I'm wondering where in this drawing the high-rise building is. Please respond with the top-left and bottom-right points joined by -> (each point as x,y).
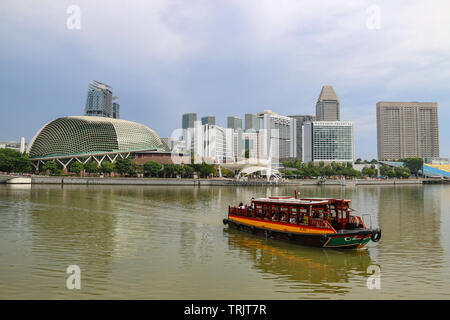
303,121 -> 354,163
288,114 -> 316,160
227,116 -> 243,131
316,86 -> 340,121
182,113 -> 197,129
84,80 -> 114,118
112,96 -> 120,119
201,116 -> 216,126
257,110 -> 297,167
245,114 -> 260,131
376,102 -> 439,161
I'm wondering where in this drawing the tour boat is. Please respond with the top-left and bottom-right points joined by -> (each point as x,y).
223,191 -> 381,249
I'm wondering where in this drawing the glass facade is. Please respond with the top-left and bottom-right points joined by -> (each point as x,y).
303,121 -> 353,162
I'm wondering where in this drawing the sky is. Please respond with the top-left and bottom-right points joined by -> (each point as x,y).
1,0 -> 450,160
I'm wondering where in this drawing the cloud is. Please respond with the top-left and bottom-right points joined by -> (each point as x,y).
1,0 -> 449,158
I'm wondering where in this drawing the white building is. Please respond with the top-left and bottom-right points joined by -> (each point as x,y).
257,110 -> 297,167
179,121 -> 234,164
303,121 -> 354,163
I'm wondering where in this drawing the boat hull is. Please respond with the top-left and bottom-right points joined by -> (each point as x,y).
224,216 -> 373,249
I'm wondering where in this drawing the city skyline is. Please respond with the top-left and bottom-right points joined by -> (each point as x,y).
1,1 -> 450,160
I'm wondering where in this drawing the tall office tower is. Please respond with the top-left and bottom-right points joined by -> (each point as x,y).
376,102 -> 439,161
84,80 -> 114,118
257,110 -> 297,167
288,114 -> 316,160
201,116 -> 216,126
227,116 -> 243,131
201,124 -> 234,164
245,113 -> 260,131
303,121 -> 354,163
316,86 -> 340,121
112,96 -> 120,119
182,113 -> 197,129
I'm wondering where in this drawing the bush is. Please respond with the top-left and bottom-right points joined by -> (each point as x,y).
0,149 -> 31,173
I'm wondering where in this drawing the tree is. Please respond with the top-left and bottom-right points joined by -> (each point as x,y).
100,161 -> 115,175
84,160 -> 98,174
114,158 -> 134,175
163,164 -> 176,178
361,166 -> 377,178
394,166 -> 410,178
175,164 -> 186,177
41,161 -> 61,175
355,158 -> 362,164
0,149 -> 31,173
401,158 -> 423,177
70,161 -> 84,175
380,164 -> 395,178
143,161 -> 162,177
199,162 -> 215,178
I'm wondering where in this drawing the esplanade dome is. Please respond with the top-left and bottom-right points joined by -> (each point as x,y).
28,116 -> 166,159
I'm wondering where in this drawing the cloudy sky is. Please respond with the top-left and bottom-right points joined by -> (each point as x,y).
1,0 -> 450,159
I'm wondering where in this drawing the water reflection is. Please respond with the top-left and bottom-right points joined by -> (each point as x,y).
1,184 -> 450,299
225,228 -> 372,297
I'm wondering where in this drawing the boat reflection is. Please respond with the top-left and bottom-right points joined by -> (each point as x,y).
225,227 -> 373,296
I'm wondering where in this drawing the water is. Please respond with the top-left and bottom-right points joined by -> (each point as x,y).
0,184 -> 449,299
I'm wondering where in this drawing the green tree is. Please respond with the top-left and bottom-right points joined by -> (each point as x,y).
84,160 -> 98,174
101,161 -> 115,175
114,158 -> 134,175
70,161 -> 84,175
175,164 -> 186,177
199,162 -> 215,178
41,161 -> 61,175
163,164 -> 177,178
0,149 -> 31,173
183,164 -> 195,178
143,161 -> 162,177
401,158 -> 423,177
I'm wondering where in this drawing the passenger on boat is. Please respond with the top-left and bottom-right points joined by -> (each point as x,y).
238,202 -> 244,209
281,214 -> 286,222
289,215 -> 296,224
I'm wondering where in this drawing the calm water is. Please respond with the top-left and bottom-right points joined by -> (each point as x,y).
0,184 -> 449,299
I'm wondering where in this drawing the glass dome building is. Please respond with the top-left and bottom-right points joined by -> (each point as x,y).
28,116 -> 167,161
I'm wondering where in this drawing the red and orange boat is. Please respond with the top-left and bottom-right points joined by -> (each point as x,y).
223,191 -> 381,249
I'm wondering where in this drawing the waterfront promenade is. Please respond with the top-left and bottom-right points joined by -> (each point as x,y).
0,175 -> 435,186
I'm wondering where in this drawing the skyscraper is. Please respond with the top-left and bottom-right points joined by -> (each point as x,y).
201,116 -> 216,126
257,110 -> 297,167
316,86 -> 340,121
288,114 -> 316,160
112,96 -> 120,119
303,121 -> 354,163
245,114 -> 260,131
376,102 -> 439,160
227,116 -> 243,131
84,80 -> 114,118
182,113 -> 197,129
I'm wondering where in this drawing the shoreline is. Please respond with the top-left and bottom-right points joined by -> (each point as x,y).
1,175 -> 440,186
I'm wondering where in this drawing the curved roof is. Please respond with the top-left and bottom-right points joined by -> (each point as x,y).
28,116 -> 166,159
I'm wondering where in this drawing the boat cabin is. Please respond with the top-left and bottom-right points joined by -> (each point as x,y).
229,196 -> 363,230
